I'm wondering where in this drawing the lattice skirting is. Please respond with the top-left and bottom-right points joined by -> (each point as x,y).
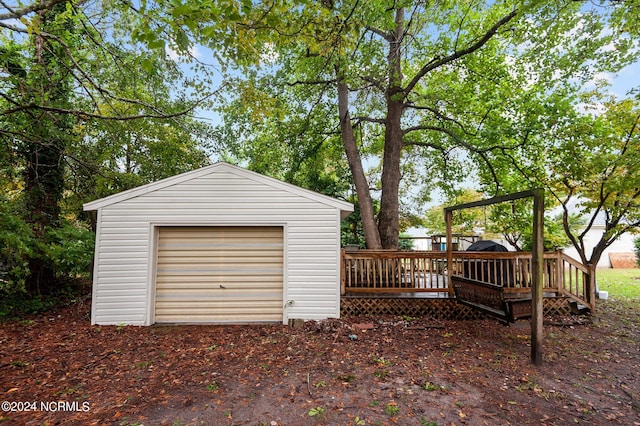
340,296 -> 572,320
543,296 -> 572,316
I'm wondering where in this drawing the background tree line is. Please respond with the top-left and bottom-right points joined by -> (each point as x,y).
1,0 -> 638,314
0,0 -> 217,312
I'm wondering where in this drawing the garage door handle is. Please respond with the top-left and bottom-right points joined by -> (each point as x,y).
219,284 -> 226,289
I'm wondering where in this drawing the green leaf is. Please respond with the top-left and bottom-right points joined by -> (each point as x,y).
147,38 -> 166,50
140,58 -> 153,73
172,5 -> 194,16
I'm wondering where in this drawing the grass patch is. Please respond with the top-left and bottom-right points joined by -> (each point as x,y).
308,406 -> 325,417
595,268 -> 640,299
384,402 -> 399,416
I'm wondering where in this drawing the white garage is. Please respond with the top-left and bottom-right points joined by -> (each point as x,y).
84,162 -> 353,325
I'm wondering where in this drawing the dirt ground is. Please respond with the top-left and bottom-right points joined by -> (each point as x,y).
1,297 -> 639,426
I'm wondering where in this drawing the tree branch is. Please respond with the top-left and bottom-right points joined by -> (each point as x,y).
366,25 -> 391,41
2,18 -> 221,123
286,79 -> 335,86
353,116 -> 385,126
404,8 -> 519,96
1,98 -> 208,121
403,124 -> 503,192
0,0 -> 76,21
403,123 -> 522,155
361,75 -> 386,92
403,103 -> 469,135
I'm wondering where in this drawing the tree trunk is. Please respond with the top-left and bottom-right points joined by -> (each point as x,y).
23,126 -> 66,293
378,96 -> 403,249
337,71 -> 382,249
378,8 -> 405,249
22,2 -> 74,294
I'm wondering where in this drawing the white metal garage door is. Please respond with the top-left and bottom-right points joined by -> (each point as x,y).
155,226 -> 283,323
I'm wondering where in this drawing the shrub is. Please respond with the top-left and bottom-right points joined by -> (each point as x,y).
42,221 -> 95,280
1,196 -> 94,319
399,233 -> 414,250
634,236 -> 640,268
0,197 -> 35,294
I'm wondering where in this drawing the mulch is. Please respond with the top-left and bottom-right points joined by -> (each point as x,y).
1,298 -> 639,425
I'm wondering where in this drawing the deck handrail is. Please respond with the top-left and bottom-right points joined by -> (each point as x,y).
558,253 -> 595,311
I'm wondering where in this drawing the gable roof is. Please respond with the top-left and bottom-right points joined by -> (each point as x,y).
83,162 -> 354,218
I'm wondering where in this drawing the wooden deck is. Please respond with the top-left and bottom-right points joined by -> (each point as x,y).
340,249 -> 594,320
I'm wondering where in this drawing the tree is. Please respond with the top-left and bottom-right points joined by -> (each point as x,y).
478,94 -> 640,266
67,51 -> 213,215
543,97 -> 640,266
216,1 -> 522,249
1,0 -> 216,295
423,189 -> 487,236
423,189 -> 587,252
200,0 -> 634,250
6,1 -> 78,293
489,203 -> 585,252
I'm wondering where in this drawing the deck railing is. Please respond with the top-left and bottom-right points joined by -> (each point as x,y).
341,249 -> 594,310
341,250 -> 451,295
557,252 -> 595,311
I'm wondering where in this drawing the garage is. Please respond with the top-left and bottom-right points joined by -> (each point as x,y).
155,226 -> 284,323
83,162 -> 353,325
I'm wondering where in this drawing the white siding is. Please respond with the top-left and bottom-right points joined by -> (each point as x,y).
87,164 -> 350,325
563,225 -> 637,268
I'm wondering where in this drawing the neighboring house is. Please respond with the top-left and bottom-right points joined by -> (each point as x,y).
562,225 -> 636,268
550,199 -> 637,268
84,162 -> 353,326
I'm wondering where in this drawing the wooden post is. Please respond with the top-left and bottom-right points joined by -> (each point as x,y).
555,250 -> 563,291
587,263 -> 596,312
531,189 -> 544,366
340,249 -> 346,296
444,189 -> 547,365
445,210 -> 455,297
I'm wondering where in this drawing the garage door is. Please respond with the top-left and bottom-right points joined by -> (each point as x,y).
155,226 -> 283,323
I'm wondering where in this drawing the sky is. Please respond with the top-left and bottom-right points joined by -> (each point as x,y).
608,61 -> 640,98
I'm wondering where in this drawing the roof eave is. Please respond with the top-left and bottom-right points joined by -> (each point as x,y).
83,162 -> 355,216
